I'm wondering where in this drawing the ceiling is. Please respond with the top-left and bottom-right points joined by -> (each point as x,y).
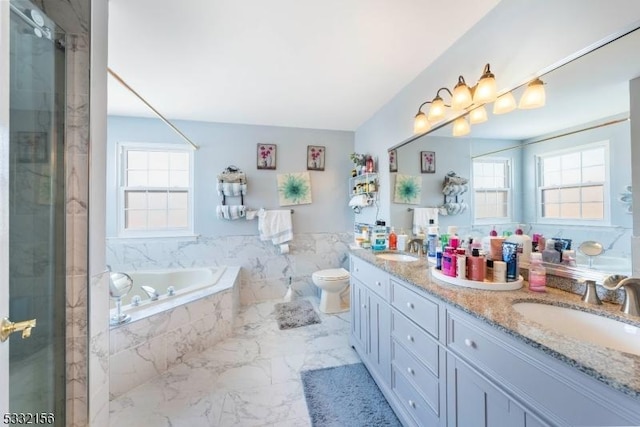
107,0 -> 501,131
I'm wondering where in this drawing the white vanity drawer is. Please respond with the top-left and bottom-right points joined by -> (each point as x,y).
390,279 -> 438,338
350,256 -> 389,300
392,338 -> 440,414
392,364 -> 439,427
391,309 -> 439,375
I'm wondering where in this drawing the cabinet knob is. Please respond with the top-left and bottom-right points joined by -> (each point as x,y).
408,399 -> 416,408
464,338 -> 475,348
376,281 -> 381,286
407,335 -> 414,342
407,302 -> 414,309
362,304 -> 367,309
407,367 -> 415,375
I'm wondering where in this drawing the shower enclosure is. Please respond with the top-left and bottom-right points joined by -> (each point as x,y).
1,0 -> 67,424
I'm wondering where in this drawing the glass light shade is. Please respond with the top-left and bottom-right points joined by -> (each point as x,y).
493,92 -> 517,115
469,105 -> 488,124
519,78 -> 546,109
452,78 -> 473,110
413,111 -> 431,134
452,116 -> 471,137
427,97 -> 446,122
473,75 -> 497,104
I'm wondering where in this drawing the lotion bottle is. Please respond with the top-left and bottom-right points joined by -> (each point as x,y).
388,227 -> 397,250
528,252 -> 547,292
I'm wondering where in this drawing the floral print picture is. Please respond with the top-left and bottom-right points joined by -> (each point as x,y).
257,144 -> 276,170
421,151 -> 435,173
307,145 -> 325,171
389,149 -> 398,172
394,174 -> 422,205
277,172 -> 312,206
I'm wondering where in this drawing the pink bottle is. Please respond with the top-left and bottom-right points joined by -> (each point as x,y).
528,252 -> 546,292
468,248 -> 486,281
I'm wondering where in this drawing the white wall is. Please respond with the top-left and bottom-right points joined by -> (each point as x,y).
106,116 -> 355,237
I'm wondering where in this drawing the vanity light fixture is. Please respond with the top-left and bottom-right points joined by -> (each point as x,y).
493,91 -> 517,115
473,63 -> 497,104
519,77 -> 546,109
469,105 -> 488,124
452,116 -> 471,137
452,76 -> 473,110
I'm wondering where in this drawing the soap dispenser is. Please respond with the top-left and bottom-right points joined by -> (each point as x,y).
541,239 -> 561,263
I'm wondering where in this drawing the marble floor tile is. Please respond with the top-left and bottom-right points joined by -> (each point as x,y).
109,297 -> 360,427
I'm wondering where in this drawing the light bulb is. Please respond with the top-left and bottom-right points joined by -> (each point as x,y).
427,97 -> 446,122
413,111 -> 431,134
493,92 -> 517,115
469,105 -> 488,124
473,64 -> 497,104
452,76 -> 473,111
452,116 -> 471,137
519,78 -> 546,109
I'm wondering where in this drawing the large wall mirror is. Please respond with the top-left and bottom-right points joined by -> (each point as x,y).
389,26 -> 640,280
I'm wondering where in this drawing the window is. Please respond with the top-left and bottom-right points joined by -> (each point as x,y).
472,158 -> 511,222
118,143 -> 194,237
537,142 -> 607,222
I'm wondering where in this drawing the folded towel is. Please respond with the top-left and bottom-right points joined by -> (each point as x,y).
217,205 -> 245,220
258,208 -> 293,245
412,207 -> 439,235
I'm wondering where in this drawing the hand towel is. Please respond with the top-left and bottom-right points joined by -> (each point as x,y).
258,209 -> 293,245
412,207 -> 439,235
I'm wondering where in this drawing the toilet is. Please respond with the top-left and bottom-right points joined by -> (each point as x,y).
312,268 -> 350,313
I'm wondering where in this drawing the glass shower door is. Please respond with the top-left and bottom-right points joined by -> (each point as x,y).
1,1 -> 67,424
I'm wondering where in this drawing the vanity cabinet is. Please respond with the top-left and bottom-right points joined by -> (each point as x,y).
349,254 -> 640,427
350,257 -> 391,387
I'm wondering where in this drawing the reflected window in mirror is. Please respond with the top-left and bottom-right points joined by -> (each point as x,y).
537,142 -> 608,223
472,158 -> 512,223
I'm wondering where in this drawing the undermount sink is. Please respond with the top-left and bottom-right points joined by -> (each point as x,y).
375,253 -> 419,262
512,302 -> 640,355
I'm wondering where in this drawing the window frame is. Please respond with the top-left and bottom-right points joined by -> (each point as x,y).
535,140 -> 610,226
116,142 -> 195,238
472,157 -> 513,225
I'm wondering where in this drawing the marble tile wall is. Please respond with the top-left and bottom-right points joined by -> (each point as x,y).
109,272 -> 238,398
107,232 -> 353,305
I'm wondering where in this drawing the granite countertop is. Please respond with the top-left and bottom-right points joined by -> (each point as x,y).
350,248 -> 640,400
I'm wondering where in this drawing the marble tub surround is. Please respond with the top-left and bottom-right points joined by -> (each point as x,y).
350,248 -> 640,399
109,297 -> 359,426
109,267 -> 240,399
107,232 -> 353,305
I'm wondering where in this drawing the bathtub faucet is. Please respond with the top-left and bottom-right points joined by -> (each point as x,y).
141,285 -> 159,301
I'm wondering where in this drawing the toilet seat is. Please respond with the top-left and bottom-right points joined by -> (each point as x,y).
312,268 -> 350,281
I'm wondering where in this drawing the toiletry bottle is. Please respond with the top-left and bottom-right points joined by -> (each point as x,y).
397,229 -> 408,252
388,227 -> 397,250
435,247 -> 443,270
562,249 -> 577,267
440,234 -> 450,252
442,247 -> 453,276
468,248 -> 486,281
528,252 -> 547,292
427,225 -> 439,258
485,259 -> 494,282
493,260 -> 507,282
502,241 -> 519,282
456,248 -> 467,279
506,225 -> 532,264
541,239 -> 561,263
373,221 -> 387,251
449,235 -> 460,250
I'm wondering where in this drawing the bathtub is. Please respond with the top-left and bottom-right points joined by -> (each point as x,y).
109,265 -> 240,398
110,265 -> 228,322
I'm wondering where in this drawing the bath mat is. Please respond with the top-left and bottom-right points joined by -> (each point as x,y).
274,299 -> 321,330
301,363 -> 402,427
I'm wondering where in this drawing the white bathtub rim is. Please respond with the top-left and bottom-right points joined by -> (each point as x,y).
109,265 -> 240,328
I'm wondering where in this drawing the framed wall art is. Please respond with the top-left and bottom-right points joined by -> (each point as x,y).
389,149 -> 398,172
421,151 -> 436,173
257,144 -> 277,170
307,145 -> 325,171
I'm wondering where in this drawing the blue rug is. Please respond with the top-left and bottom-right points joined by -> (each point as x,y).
301,363 -> 402,427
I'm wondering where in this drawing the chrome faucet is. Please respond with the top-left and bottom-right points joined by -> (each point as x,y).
407,239 -> 424,255
602,275 -> 640,317
141,285 -> 159,301
580,279 -> 602,306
